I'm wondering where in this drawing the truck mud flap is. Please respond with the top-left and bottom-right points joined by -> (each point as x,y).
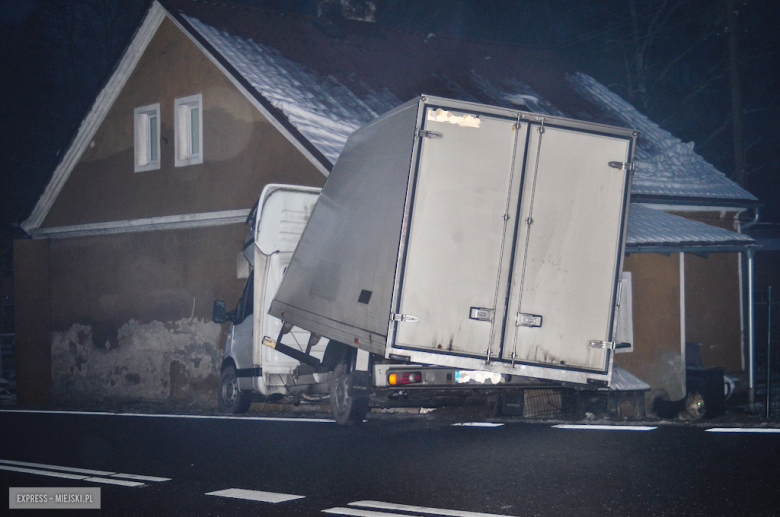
348,371 -> 371,398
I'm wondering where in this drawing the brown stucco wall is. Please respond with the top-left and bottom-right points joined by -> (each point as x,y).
668,211 -> 743,373
684,252 -> 743,372
48,225 -> 247,404
32,17 -> 327,405
616,252 -> 685,398
42,17 -> 325,228
13,239 -> 51,405
616,210 -> 746,399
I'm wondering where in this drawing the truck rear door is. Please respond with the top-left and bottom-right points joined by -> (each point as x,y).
391,106 -> 632,384
502,126 -> 631,374
393,108 -> 525,360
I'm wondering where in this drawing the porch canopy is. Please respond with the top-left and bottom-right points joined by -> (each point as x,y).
625,203 -> 756,254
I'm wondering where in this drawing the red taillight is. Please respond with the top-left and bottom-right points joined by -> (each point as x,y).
388,371 -> 422,385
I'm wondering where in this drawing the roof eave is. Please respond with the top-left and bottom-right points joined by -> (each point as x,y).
630,194 -> 760,210
625,243 -> 759,254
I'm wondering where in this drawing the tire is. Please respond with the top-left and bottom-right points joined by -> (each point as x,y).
218,364 -> 252,414
329,360 -> 369,425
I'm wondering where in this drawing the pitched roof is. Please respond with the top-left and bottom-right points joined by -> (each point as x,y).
23,0 -> 757,236
625,204 -> 754,253
165,0 -> 756,204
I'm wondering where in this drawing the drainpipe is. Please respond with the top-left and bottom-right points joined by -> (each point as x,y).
741,205 -> 761,231
747,247 -> 756,412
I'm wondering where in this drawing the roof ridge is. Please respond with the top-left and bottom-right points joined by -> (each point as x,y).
162,0 -> 304,19
163,0 -> 558,54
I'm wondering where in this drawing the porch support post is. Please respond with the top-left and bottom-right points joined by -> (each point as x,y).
746,248 -> 756,412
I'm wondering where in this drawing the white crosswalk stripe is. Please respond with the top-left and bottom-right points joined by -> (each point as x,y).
323,500 -> 518,517
206,488 -> 305,503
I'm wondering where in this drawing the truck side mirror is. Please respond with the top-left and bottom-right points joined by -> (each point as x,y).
213,300 -> 228,324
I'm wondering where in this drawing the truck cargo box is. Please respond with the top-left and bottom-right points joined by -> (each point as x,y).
270,96 -> 636,387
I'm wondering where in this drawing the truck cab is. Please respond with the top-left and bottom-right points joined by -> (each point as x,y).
213,185 -> 330,413
213,184 -> 539,422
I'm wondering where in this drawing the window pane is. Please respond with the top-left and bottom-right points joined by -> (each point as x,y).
190,107 -> 199,156
137,113 -> 149,166
149,116 -> 158,163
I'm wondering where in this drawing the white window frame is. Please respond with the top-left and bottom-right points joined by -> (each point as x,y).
174,94 -> 203,167
134,103 -> 161,172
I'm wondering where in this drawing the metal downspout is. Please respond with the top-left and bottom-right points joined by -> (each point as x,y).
747,248 -> 756,412
740,205 -> 761,231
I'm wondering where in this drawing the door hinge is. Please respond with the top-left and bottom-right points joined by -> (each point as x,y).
516,313 -> 543,328
608,161 -> 635,172
416,129 -> 443,139
588,340 -> 616,350
391,313 -> 419,323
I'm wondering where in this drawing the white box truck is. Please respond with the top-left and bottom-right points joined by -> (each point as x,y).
214,96 -> 637,424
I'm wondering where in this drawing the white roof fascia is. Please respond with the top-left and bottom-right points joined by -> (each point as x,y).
638,203 -> 746,215
21,2 -> 167,234
164,12 -> 331,178
28,209 -> 251,240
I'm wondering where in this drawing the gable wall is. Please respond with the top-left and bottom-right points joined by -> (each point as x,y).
28,16 -> 325,406
42,17 -> 324,229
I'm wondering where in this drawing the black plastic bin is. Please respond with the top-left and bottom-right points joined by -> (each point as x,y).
686,367 -> 725,418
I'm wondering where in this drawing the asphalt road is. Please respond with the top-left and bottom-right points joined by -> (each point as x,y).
1,409 -> 779,517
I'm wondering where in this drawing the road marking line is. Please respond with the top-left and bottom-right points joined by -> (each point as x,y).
0,465 -> 90,481
83,476 -> 146,487
0,459 -> 170,483
452,423 -> 504,428
323,507 -> 403,517
206,488 -> 305,503
348,500 -> 519,517
553,424 -> 656,431
0,465 -> 145,487
0,409 -> 334,423
0,459 -> 114,476
109,473 -> 171,482
706,428 -> 780,434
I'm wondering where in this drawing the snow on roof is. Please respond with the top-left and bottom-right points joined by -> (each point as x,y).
178,3 -> 755,205
626,203 -> 754,250
567,73 -> 756,203
184,15 -> 399,164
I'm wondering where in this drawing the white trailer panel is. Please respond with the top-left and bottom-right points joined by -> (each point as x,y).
271,96 -> 636,387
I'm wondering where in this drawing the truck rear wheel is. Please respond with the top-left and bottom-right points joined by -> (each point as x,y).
219,364 -> 252,414
329,360 -> 369,425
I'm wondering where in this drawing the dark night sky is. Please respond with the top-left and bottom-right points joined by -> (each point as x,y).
0,0 -> 36,24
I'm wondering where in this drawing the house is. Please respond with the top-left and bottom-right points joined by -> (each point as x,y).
14,0 -> 758,408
